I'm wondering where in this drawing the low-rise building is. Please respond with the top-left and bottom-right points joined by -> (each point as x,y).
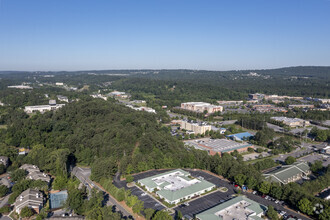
0,156 -> 9,167
288,104 -> 314,109
196,195 -> 267,220
248,93 -> 264,100
20,164 -> 50,183
24,100 -> 65,114
57,95 -> 69,103
55,82 -> 64,86
137,169 -> 215,205
15,189 -> 44,214
263,162 -> 310,184
252,105 -> 287,113
181,102 -> 223,114
109,91 -> 129,99
270,117 -> 310,127
313,143 -> 330,155
217,100 -> 243,105
185,139 -> 253,156
126,105 -> 156,113
27,171 -> 51,183
49,190 -> 68,209
8,85 -> 33,89
180,120 -> 211,135
90,94 -> 107,100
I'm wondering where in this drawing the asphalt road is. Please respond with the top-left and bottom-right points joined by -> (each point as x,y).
72,167 -> 133,219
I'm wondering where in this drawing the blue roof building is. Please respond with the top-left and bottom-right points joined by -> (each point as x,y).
226,132 -> 254,141
49,190 -> 68,209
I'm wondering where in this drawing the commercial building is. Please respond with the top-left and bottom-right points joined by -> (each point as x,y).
196,195 -> 267,220
270,117 -> 310,127
0,156 -> 9,167
15,189 -> 44,214
137,169 -> 215,205
248,93 -> 264,100
252,105 -> 287,113
8,85 -> 33,89
313,143 -> 330,155
217,100 -> 243,105
181,102 -> 223,114
180,120 -> 211,135
185,139 -> 253,156
263,162 -> 310,184
109,91 -> 129,99
55,82 -> 64,86
288,104 -> 314,109
24,100 -> 65,114
90,94 -> 107,100
57,95 -> 69,103
126,105 -> 156,113
226,132 -> 254,141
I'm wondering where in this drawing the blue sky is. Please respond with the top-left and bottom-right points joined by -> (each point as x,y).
0,0 -> 329,71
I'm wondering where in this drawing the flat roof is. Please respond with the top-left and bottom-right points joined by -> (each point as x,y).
196,195 -> 267,220
138,169 -> 215,202
186,139 -> 252,153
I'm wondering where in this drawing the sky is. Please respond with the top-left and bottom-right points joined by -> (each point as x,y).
0,0 -> 330,71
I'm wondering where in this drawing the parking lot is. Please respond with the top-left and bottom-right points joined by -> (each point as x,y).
128,186 -> 165,211
174,190 -> 233,218
298,154 -> 330,167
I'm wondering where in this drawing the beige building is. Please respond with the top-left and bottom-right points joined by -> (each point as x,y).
181,102 -> 223,114
180,120 -> 211,134
271,117 -> 310,127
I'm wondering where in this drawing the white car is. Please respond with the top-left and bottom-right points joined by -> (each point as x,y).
184,202 -> 190,206
141,193 -> 147,196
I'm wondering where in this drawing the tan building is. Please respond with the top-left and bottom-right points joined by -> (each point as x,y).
217,100 -> 243,105
271,117 -> 310,127
181,102 -> 223,114
180,120 -> 211,134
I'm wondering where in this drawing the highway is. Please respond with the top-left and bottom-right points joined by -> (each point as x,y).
72,167 -> 133,219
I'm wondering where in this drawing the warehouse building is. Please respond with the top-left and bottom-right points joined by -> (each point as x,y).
137,169 -> 215,205
196,195 -> 267,220
24,100 -> 65,114
185,138 -> 253,156
263,162 -> 310,184
181,102 -> 223,114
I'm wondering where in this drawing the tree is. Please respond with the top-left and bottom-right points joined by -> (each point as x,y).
245,177 -> 257,190
175,210 -> 183,220
66,188 -> 84,214
247,147 -> 254,153
53,176 -> 67,190
126,175 -> 134,183
144,208 -> 155,220
0,164 -> 5,175
152,210 -> 172,220
266,205 -> 279,220
285,156 -> 296,165
258,181 -> 271,195
11,169 -> 27,182
269,183 -> 282,199
234,174 -> 247,187
311,160 -> 323,173
298,198 -> 313,215
0,185 -> 9,197
20,206 -> 34,218
132,200 -> 144,214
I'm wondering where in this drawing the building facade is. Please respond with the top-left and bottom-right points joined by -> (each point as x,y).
181,102 -> 223,114
180,120 -> 211,134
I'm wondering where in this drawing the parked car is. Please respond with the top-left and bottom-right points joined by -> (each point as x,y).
265,196 -> 269,200
252,191 -> 257,194
141,193 -> 147,196
184,202 -> 190,206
